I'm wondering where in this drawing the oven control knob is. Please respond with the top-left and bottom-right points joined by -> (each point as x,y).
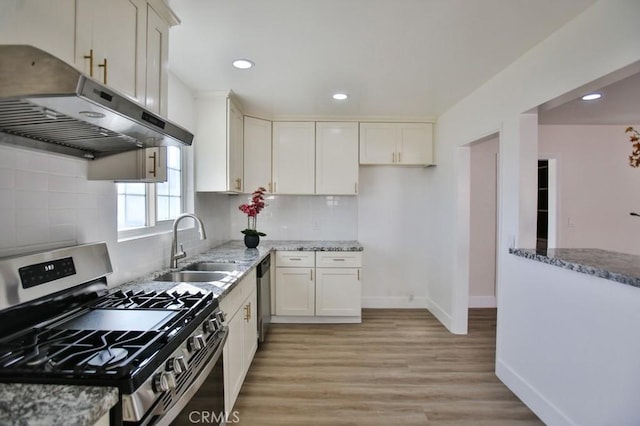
204,318 -> 219,334
215,311 -> 226,324
153,371 -> 176,393
189,334 -> 205,352
168,356 -> 188,374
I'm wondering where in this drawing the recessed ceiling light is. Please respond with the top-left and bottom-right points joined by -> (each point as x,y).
332,93 -> 348,101
581,93 -> 602,101
232,59 -> 254,69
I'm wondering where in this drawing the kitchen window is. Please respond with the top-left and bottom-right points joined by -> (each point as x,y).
117,146 -> 184,237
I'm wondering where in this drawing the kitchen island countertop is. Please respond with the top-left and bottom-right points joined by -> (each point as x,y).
510,248 -> 640,288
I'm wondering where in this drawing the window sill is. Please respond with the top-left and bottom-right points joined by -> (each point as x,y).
117,222 -> 194,243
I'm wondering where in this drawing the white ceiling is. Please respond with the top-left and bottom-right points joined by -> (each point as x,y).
167,0 -> 597,119
538,71 -> 640,125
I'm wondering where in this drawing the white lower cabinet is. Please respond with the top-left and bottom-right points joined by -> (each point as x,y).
315,268 -> 361,316
220,269 -> 257,413
274,251 -> 362,323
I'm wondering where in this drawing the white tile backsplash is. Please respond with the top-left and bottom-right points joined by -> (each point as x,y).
229,194 -> 358,240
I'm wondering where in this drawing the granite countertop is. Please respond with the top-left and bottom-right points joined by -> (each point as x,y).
510,248 -> 640,288
119,239 -> 364,297
0,384 -> 118,426
0,240 -> 362,425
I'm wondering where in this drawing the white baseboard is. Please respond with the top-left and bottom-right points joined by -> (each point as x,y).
361,296 -> 427,309
496,357 -> 574,426
469,295 -> 497,308
425,296 -> 455,331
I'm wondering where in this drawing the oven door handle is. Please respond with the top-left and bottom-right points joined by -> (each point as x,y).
153,327 -> 229,426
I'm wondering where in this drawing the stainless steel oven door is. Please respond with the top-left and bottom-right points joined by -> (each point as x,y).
153,328 -> 228,426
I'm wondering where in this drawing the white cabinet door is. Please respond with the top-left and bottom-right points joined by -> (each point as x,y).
228,100 -> 244,192
145,3 -> 169,115
243,117 -> 272,192
359,122 -> 433,166
243,287 -> 258,369
315,122 -> 359,195
76,0 -> 146,102
194,93 -> 244,193
0,0 -> 76,65
359,122 -> 396,165
275,267 -> 315,316
315,268 -> 361,316
223,306 -> 245,413
272,122 -> 315,194
398,123 -> 433,165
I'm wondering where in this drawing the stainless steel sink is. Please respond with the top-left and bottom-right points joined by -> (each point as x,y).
154,271 -> 233,283
183,262 -> 240,272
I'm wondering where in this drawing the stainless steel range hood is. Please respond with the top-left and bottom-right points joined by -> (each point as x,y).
0,45 -> 193,159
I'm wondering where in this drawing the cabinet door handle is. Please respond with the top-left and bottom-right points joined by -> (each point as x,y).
392,152 -> 396,163
148,151 -> 157,177
268,182 -> 272,192
273,181 -> 277,193
398,152 -> 401,163
310,269 -> 313,281
83,49 -> 94,77
358,269 -> 360,281
289,257 -> 302,261
235,177 -> 242,191
244,303 -> 251,321
98,57 -> 108,84
332,258 -> 345,262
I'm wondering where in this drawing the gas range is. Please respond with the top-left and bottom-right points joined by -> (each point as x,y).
0,243 -> 227,425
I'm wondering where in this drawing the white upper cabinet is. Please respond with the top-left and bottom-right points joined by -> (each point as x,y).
76,0 -> 146,102
315,122 -> 359,195
0,0 -> 77,65
244,116 -> 273,193
272,122 -> 315,194
145,3 -> 169,116
359,122 -> 433,166
194,92 -> 245,193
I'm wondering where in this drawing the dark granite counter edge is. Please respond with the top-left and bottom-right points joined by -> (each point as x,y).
509,248 -> 640,288
0,384 -> 118,426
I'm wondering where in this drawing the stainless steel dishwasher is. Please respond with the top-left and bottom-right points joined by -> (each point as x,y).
257,255 -> 271,342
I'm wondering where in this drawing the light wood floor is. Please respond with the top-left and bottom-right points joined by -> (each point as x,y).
230,309 -> 542,426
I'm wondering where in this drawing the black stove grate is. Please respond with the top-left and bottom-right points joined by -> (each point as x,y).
92,289 -> 211,311
0,328 -> 164,379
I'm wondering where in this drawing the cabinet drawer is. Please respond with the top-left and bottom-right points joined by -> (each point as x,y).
220,269 -> 257,317
315,251 -> 362,268
276,251 -> 315,268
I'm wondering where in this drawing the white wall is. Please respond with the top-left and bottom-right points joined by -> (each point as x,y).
539,124 -> 640,255
469,136 -> 498,307
431,0 -> 640,423
0,72 -> 231,286
358,166 -> 432,308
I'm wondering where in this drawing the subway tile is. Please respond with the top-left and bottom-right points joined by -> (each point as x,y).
0,146 -> 16,168
16,208 -> 49,228
15,170 -> 48,191
16,225 -> 50,247
48,155 -> 84,177
0,226 -> 16,250
48,192 -> 76,209
0,189 -> 15,209
16,191 -> 48,209
49,209 -> 77,226
50,224 -> 77,243
14,149 -> 49,172
0,169 -> 14,189
48,175 -> 77,193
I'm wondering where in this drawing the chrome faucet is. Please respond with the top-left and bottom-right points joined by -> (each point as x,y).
170,213 -> 207,268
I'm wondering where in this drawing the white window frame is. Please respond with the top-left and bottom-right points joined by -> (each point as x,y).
117,147 -> 186,241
